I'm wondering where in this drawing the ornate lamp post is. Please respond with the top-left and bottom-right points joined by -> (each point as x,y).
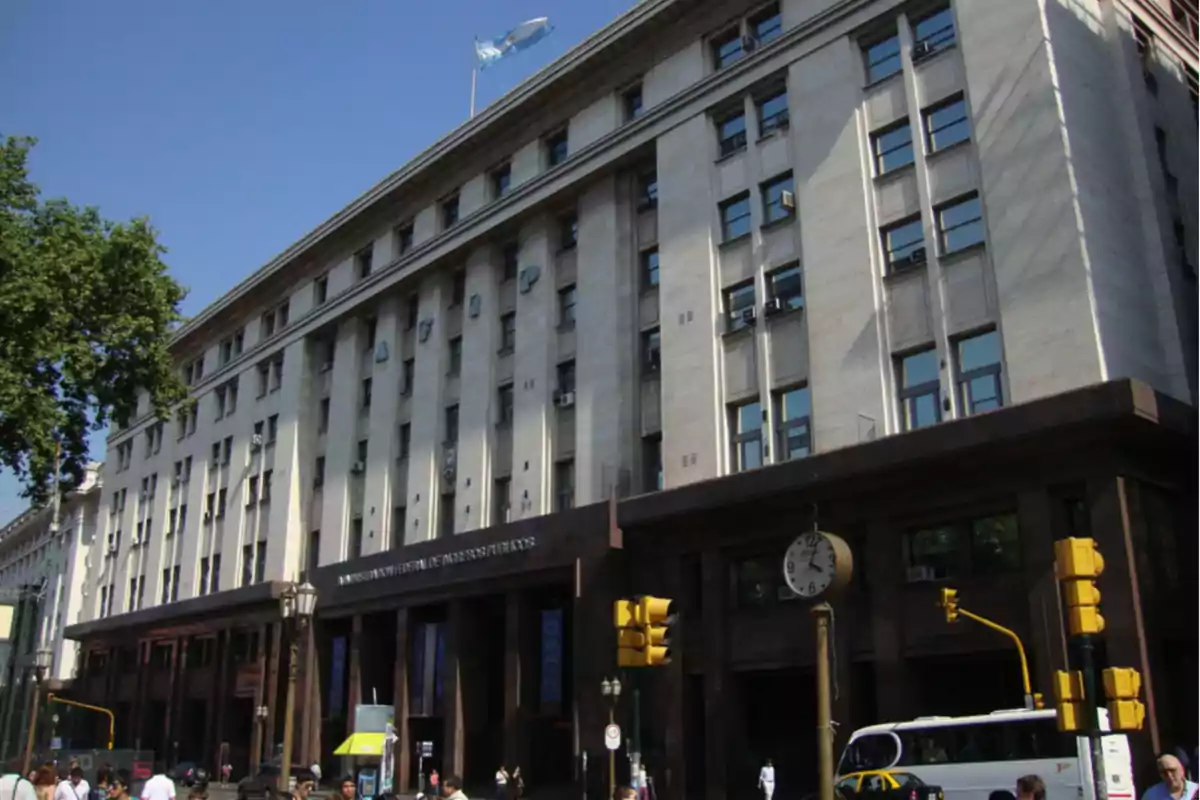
279,581 -> 317,791
600,676 -> 622,800
22,647 -> 53,773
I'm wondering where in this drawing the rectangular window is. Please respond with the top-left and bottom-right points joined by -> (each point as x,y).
750,3 -> 783,44
491,162 -> 512,198
641,248 -> 660,289
441,193 -> 460,229
924,95 -> 970,152
445,405 -> 459,443
448,337 -> 463,376
898,347 -> 941,431
254,541 -> 266,583
314,275 -> 329,305
720,194 -> 752,241
493,477 -> 511,525
936,194 -> 985,254
774,385 -> 811,460
558,285 -> 577,328
439,492 -> 456,538
364,317 -> 377,351
267,413 -> 278,443
501,241 -> 520,281
623,84 -> 644,121
406,293 -> 420,330
361,377 -> 373,411
882,216 -> 927,272
761,173 -> 795,224
314,456 -> 326,487
637,171 -> 658,210
395,222 -> 414,256
162,569 -> 172,603
730,399 -> 763,471
554,460 -> 575,512
500,312 -> 517,352
497,384 -> 514,426
241,544 -> 254,587
546,130 -> 569,167
306,530 -> 320,579
357,439 -> 369,463
905,512 -> 1021,579
217,487 -> 227,517
392,508 -> 406,549
913,6 -> 956,56
863,32 -> 901,83
318,398 -> 330,433
756,89 -> 789,136
450,269 -> 466,306
398,423 -> 411,460
642,328 -> 661,372
712,28 -> 743,69
199,557 -> 210,595
642,434 -> 663,492
355,245 -> 374,280
717,110 -> 747,157
402,359 -> 415,395
767,263 -> 803,311
871,120 -> 914,174
557,360 -> 576,394
559,214 -> 579,250
246,476 -> 259,506
350,518 -> 363,559
724,281 -> 757,333
955,329 -> 1004,415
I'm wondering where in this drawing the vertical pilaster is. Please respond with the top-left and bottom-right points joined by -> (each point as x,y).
393,609 -> 412,791
133,642 -> 150,749
443,600 -> 466,778
865,519 -> 910,719
208,630 -> 230,774
346,615 -> 363,740
249,624 -> 268,775
162,637 -> 184,761
503,591 -> 525,769
264,623 -> 283,764
657,555 -> 686,800
700,551 -> 728,800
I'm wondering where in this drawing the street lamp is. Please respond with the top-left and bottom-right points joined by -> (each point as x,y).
600,677 -> 622,800
279,581 -> 317,791
22,647 -> 53,774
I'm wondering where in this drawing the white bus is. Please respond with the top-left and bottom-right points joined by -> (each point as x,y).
836,709 -> 1135,800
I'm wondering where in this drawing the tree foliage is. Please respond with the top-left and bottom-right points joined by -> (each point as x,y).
0,134 -> 188,506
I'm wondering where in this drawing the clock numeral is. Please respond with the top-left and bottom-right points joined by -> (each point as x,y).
786,560 -> 795,574
808,581 -> 817,595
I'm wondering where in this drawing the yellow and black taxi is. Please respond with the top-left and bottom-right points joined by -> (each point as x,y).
835,770 -> 946,800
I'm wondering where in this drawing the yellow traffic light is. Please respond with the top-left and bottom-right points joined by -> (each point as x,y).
637,596 -> 675,667
1102,667 -> 1146,731
939,587 -> 959,623
1054,538 -> 1105,636
613,599 -> 637,628
615,599 -> 643,667
1052,670 -> 1086,732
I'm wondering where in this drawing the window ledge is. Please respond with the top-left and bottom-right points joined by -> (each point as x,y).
721,323 -> 756,340
764,304 -> 804,323
862,69 -> 903,93
939,242 -> 986,266
760,214 -> 796,233
715,146 -> 747,165
557,322 -> 576,334
872,162 -> 916,186
755,125 -> 789,144
497,347 -> 515,357
883,261 -> 928,282
927,138 -> 971,162
719,232 -> 752,250
912,42 -> 958,70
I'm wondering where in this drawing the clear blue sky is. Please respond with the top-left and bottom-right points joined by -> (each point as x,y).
0,0 -> 635,523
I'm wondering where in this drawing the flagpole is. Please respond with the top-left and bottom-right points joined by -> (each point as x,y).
470,66 -> 478,119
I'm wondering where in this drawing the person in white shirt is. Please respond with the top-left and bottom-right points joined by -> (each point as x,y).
1,758 -> 39,800
758,759 -> 776,800
139,763 -> 175,800
53,768 -> 76,800
68,767 -> 90,800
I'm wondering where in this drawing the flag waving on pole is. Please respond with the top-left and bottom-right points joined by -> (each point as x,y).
475,17 -> 554,70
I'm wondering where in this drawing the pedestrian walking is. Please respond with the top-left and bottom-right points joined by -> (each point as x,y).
1142,754 -> 1198,800
140,763 -> 177,800
494,766 -> 508,800
757,759 -> 775,800
33,765 -> 56,800
511,767 -> 523,799
441,775 -> 467,800
338,776 -> 358,800
429,770 -> 439,798
1,757 -> 38,800
108,771 -> 132,800
1015,775 -> 1044,800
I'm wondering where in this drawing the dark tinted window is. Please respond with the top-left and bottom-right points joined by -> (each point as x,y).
895,719 -> 1076,766
839,733 -> 900,773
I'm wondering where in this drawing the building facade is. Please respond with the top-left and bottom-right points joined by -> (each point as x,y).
0,463 -> 102,758
63,0 -> 1196,795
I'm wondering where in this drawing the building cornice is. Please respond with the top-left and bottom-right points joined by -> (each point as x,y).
169,0 -> 683,349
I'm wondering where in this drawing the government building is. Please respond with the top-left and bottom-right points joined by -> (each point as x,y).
47,0 -> 1198,797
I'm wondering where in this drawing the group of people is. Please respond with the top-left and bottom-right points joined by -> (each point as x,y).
0,760 -> 132,800
491,765 -> 524,800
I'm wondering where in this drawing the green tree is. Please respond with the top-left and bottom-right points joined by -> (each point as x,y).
0,134 -> 188,505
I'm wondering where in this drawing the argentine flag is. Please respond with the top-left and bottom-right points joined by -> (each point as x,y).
475,17 -> 554,70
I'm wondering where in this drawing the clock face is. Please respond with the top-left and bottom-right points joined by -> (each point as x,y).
784,532 -> 838,599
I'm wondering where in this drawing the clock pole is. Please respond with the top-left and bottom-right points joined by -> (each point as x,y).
813,601 -> 835,800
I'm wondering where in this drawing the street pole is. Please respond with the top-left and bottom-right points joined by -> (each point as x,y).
22,671 -> 43,774
813,602 -> 834,800
279,617 -> 303,792
608,705 -> 616,800
1079,636 -> 1108,800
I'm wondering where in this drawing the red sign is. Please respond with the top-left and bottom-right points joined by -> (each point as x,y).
131,763 -> 152,781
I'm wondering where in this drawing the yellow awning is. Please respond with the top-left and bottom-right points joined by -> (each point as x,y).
333,732 -> 386,756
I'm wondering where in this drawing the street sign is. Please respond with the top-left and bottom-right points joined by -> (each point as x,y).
419,740 -> 433,758
604,724 -> 621,751
50,737 -> 62,750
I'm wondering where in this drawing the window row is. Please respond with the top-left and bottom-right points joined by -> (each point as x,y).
715,84 -> 790,158
870,93 -> 971,177
897,328 -> 1004,431
882,192 -> 984,273
862,6 -> 957,85
728,385 -> 812,472
719,172 -> 796,242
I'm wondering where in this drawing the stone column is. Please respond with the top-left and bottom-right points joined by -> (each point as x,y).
344,614 -> 363,776
393,610 -> 412,792
249,624 -> 268,775
133,642 -> 150,749
443,601 -> 466,778
264,623 -> 283,764
207,630 -> 230,773
503,591 -> 525,769
700,550 -> 729,800
865,519 -> 910,719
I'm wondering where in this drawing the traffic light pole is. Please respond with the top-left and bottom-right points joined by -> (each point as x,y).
813,602 -> 835,800
1078,635 -> 1109,800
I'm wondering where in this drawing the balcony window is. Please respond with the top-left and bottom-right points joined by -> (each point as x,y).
897,347 -> 941,431
642,328 -> 661,372
500,313 -> 517,352
441,193 -> 460,229
863,32 -> 901,83
546,130 -> 569,167
554,460 -> 575,511
494,478 -> 512,525
730,399 -> 763,471
717,110 -> 748,157
501,241 -> 520,281
355,245 -> 374,280
712,28 -> 744,69
720,194 -> 752,241
724,281 -> 756,333
642,248 -> 660,290
767,264 -> 803,311
936,194 -> 985,254
557,360 -> 576,394
395,222 -> 414,256
642,434 -> 663,492
774,385 -> 811,460
558,285 -> 577,329
491,162 -> 512,198
623,84 -> 644,121
398,424 -> 411,460
750,4 -> 783,44
756,89 -> 789,136
448,337 -> 462,377
559,214 -> 578,250
497,384 -> 514,426
637,171 -> 658,210
761,173 -> 795,224
882,216 -> 926,273
913,6 -> 957,57
955,330 -> 1004,415
871,121 -> 914,174
924,95 -> 970,152
445,405 -> 459,443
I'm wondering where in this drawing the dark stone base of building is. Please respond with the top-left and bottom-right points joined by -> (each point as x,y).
62,380 -> 1196,800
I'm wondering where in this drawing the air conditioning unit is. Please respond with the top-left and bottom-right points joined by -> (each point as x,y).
763,297 -> 785,316
738,306 -> 757,328
350,461 -> 366,475
909,246 -> 928,265
251,433 -> 263,450
912,40 -> 931,60
780,189 -> 796,211
742,35 -> 758,52
555,390 -> 576,408
905,565 -> 937,583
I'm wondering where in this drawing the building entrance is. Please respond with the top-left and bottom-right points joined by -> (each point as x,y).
735,668 -> 817,800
